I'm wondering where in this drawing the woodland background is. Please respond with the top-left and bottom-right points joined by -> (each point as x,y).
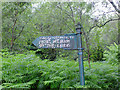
0,0 -> 119,89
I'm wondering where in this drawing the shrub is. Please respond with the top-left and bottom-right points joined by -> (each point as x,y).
2,51 -> 119,89
103,42 -> 118,65
35,48 -> 58,61
90,45 -> 104,62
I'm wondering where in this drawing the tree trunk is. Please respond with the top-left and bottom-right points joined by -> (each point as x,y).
10,16 -> 17,51
86,40 -> 91,68
82,27 -> 91,68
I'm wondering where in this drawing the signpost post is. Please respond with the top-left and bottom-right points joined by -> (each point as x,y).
32,22 -> 85,85
76,22 -> 85,85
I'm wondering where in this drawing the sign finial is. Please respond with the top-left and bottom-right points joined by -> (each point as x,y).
76,22 -> 82,34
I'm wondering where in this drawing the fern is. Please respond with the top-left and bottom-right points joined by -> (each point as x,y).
103,42 -> 119,65
2,50 -> 119,89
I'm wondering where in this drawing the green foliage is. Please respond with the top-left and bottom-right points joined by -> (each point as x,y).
2,2 -> 32,51
2,51 -> 119,89
2,2 -> 118,64
35,48 -> 58,61
1,2 -> 119,89
103,42 -> 119,65
90,45 -> 104,62
84,61 -> 118,88
2,51 -> 41,88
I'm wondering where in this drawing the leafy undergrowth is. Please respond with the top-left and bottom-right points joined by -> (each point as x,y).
1,51 -> 119,89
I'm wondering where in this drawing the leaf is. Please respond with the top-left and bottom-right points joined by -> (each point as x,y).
44,81 -> 54,86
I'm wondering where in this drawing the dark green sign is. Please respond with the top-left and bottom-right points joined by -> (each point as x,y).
32,33 -> 77,50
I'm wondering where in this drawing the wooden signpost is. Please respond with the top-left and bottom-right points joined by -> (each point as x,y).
32,22 -> 85,85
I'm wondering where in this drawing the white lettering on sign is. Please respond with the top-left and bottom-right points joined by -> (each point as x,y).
37,36 -> 75,48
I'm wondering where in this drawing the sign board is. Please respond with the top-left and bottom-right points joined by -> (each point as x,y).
32,33 -> 77,50
32,22 -> 85,85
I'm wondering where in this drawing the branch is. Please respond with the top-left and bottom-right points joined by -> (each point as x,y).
68,3 -> 76,25
88,18 -> 120,34
108,0 -> 120,13
56,4 -> 74,23
13,15 -> 33,41
97,18 -> 120,27
13,26 -> 25,42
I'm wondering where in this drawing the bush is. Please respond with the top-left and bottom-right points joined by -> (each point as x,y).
90,45 -> 104,62
2,51 -> 119,89
84,61 -> 118,88
35,48 -> 58,61
103,42 -> 119,65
